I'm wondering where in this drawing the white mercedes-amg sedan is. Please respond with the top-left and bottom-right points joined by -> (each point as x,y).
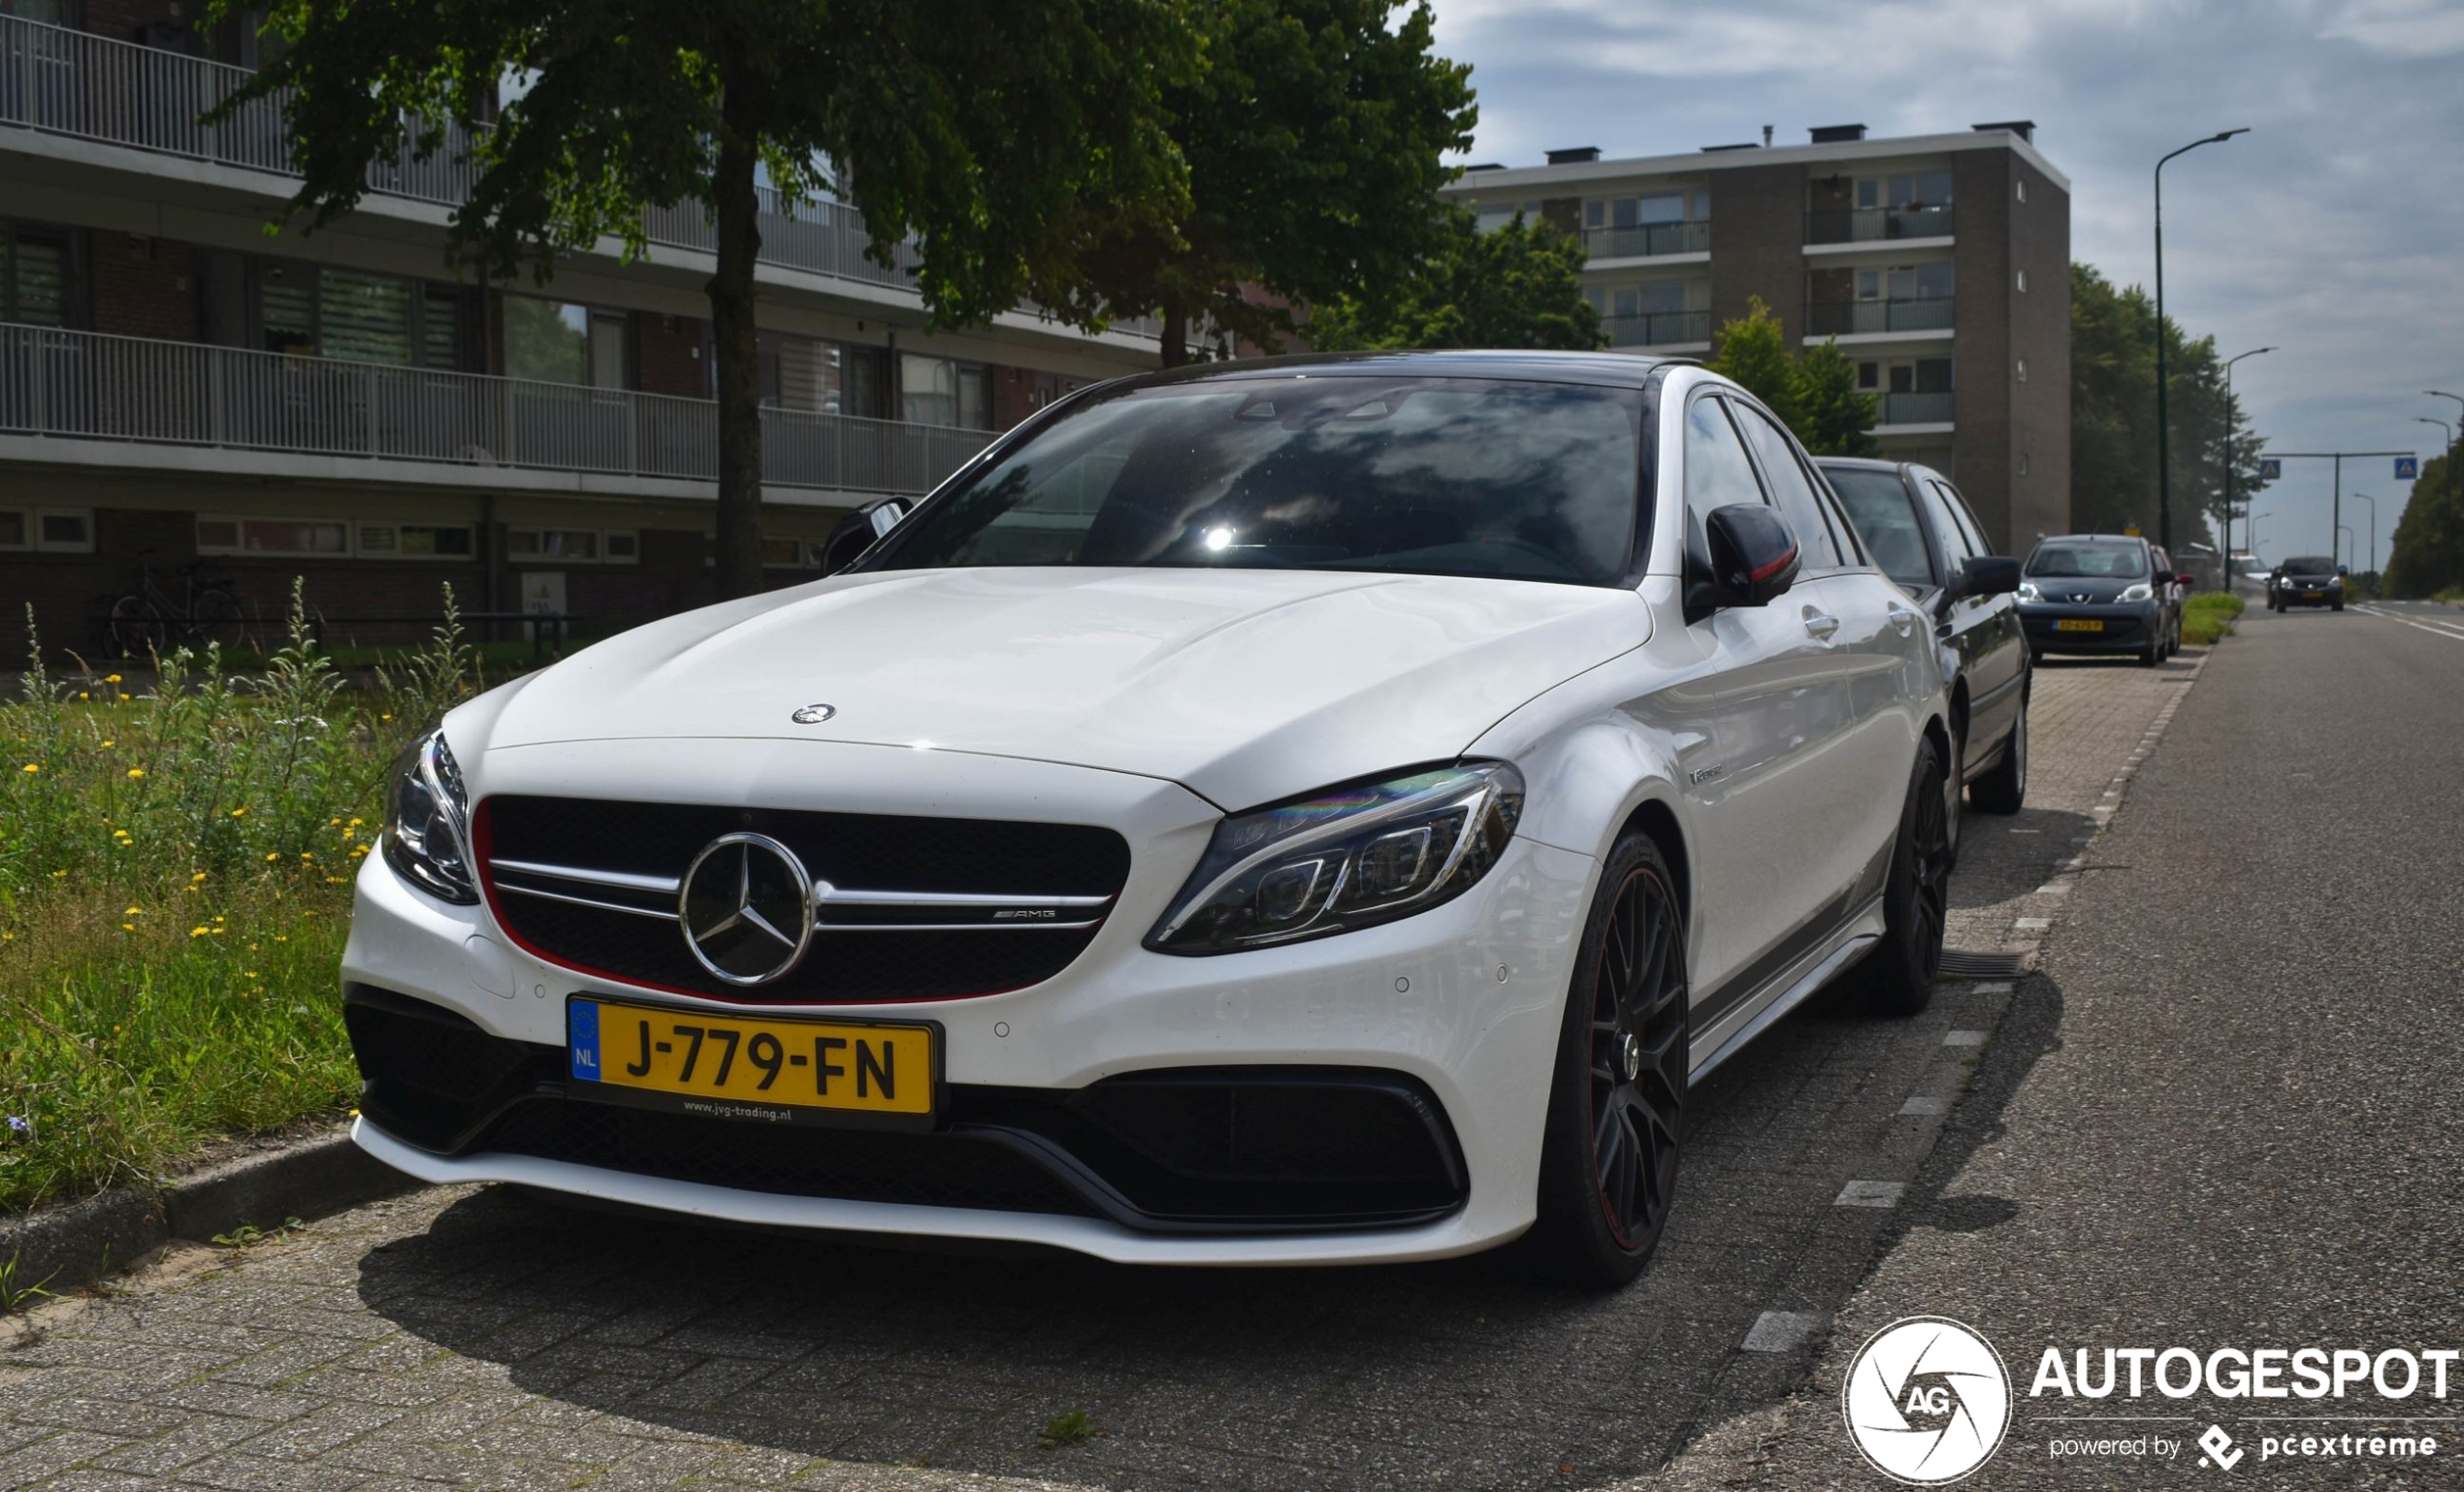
346,352 -> 1975,1286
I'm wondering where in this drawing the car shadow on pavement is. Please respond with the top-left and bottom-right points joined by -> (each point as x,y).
347,965 -> 2070,1491
1946,805 -> 2096,914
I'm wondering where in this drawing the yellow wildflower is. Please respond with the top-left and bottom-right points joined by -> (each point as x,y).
99,739 -> 113,749
191,872 -> 207,883
348,817 -> 364,827
18,763 -> 36,773
50,869 -> 66,878
77,691 -> 88,700
127,767 -> 146,780
265,853 -> 279,862
124,907 -> 140,916
191,927 -> 209,937
106,674 -> 121,684
229,806 -> 247,818
122,923 -> 135,931
274,935 -> 288,943
213,915 -> 225,923
300,852 -> 314,862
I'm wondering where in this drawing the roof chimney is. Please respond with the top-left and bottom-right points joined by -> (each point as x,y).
1809,123 -> 1867,145
1762,124 -> 1773,147
1972,119 -> 2036,142
1701,142 -> 1760,152
1545,146 -> 1602,165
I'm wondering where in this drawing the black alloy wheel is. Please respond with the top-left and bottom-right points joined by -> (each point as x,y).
1859,736 -> 1951,1016
1531,832 -> 1688,1287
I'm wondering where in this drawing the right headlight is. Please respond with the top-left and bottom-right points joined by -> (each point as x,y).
2279,576 -> 2296,589
2016,581 -> 2041,601
2118,582 -> 2155,602
383,727 -> 477,904
1147,762 -> 1523,955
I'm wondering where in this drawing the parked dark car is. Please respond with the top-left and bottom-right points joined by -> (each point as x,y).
1818,458 -> 2030,848
2016,534 -> 2174,667
2268,555 -> 2345,611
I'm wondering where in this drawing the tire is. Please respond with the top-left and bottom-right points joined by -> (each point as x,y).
191,589 -> 245,652
1969,695 -> 2027,815
2332,600 -> 2344,613
2139,637 -> 2160,666
105,596 -> 161,661
1529,832 -> 1688,1288
1857,736 -> 1951,1016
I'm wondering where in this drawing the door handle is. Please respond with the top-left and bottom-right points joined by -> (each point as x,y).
1888,606 -> 1919,636
1802,609 -> 1840,641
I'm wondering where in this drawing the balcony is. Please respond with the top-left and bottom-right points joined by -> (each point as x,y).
1804,205 -> 1954,245
1874,391 -> 1954,426
1805,297 -> 1956,338
0,323 -> 992,495
0,15 -> 1165,341
1601,309 -> 1709,348
1581,220 -> 1709,261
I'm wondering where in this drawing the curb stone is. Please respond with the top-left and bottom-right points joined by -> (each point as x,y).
0,1125 -> 414,1302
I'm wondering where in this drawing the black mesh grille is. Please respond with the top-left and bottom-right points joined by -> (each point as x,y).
344,989 -> 562,1152
473,1099 -> 1101,1217
479,795 -> 1131,1003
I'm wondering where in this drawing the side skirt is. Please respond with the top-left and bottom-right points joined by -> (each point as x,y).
1687,894 -> 1885,1084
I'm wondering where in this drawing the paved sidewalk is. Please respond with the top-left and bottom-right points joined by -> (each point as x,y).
0,654 -> 2203,1492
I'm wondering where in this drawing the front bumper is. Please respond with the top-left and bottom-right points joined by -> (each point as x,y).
2274,585 -> 2342,607
2019,602 -> 2158,653
341,736 -> 1595,1265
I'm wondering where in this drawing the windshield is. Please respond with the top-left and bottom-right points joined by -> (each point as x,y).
2282,556 -> 2336,573
870,375 -> 1647,586
2026,540 -> 2149,579
1824,469 -> 1932,588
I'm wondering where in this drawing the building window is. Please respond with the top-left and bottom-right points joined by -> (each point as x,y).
1854,170 -> 1953,212
2016,178 -> 2028,203
1472,201 -> 1541,234
507,528 -> 601,562
900,353 -> 992,430
2019,452 -> 2031,476
356,522 -> 475,559
194,515 -> 349,557
2016,357 -> 2029,382
604,531 -> 639,563
250,261 -> 465,368
1,222 -> 77,328
2016,269 -> 2028,293
0,507 -> 92,552
504,298 -> 630,388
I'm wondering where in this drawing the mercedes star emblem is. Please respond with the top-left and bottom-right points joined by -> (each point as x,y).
677,832 -> 816,986
791,703 -> 837,725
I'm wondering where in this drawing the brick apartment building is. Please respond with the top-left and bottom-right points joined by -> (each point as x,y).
1443,122 -> 2072,552
0,1 -> 1180,655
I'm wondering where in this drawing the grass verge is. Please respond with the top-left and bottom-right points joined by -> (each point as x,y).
1,582 -> 484,1216
2181,592 -> 2245,646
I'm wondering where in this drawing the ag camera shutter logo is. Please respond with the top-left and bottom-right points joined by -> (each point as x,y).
1843,1316 -> 2013,1484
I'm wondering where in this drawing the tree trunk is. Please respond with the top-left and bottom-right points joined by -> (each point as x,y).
707,71 -> 764,600
1159,300 -> 1188,369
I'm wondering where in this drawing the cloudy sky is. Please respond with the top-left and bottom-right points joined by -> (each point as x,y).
1428,0 -> 2464,568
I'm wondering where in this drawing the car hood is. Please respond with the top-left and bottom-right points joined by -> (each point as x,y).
476,567 -> 1652,810
2026,576 -> 2150,602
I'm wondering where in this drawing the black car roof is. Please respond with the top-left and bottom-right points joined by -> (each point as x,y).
2033,534 -> 2151,544
1810,456 -> 1904,473
1099,349 -> 1694,394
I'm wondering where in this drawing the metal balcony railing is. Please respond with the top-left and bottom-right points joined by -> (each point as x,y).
1874,390 -> 1954,425
1601,309 -> 1710,348
1805,297 -> 1957,337
1581,220 -> 1709,260
0,323 -> 993,495
1803,205 -> 1955,244
0,15 -> 1171,342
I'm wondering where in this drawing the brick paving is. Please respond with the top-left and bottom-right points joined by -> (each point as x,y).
0,654 -> 2202,1492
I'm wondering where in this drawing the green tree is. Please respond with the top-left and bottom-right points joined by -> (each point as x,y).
1304,210 -> 1602,351
1792,340 -> 1878,457
1706,297 -> 1800,434
1081,0 -> 1476,363
2383,440 -> 2464,597
207,0 -> 1196,599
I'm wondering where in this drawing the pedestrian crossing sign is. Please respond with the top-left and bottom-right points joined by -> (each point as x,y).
2396,456 -> 2419,480
2258,458 -> 2281,480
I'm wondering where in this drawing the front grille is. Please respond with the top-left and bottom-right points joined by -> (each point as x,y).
477,795 -> 1131,1003
345,987 -> 562,1151
473,1099 -> 1103,1218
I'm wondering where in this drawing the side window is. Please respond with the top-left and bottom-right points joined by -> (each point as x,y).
1682,395 -> 1767,538
1916,480 -> 1976,565
1934,479 -> 1994,557
1730,402 -> 1844,569
1825,467 -> 1933,589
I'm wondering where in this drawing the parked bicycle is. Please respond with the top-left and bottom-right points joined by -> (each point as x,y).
105,556 -> 247,658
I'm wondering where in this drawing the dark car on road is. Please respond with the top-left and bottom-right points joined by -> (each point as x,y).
1818,458 -> 2030,846
2016,534 -> 2173,666
2268,555 -> 2345,612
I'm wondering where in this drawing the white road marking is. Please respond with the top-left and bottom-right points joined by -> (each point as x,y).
1898,1095 -> 1947,1116
1835,1181 -> 1907,1208
2353,603 -> 2464,641
1742,1311 -> 1823,1352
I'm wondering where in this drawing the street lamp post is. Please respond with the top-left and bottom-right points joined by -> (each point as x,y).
2350,493 -> 2376,591
2155,128 -> 2251,554
2250,510 -> 2272,569
2337,524 -> 2355,571
2429,396 -> 2463,575
2221,345 -> 2276,578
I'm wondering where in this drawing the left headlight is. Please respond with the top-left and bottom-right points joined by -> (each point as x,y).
2118,582 -> 2155,602
2016,581 -> 2041,601
1147,762 -> 1523,956
383,728 -> 477,904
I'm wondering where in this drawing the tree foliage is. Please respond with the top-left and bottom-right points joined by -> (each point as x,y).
2383,440 -> 2464,597
2069,262 -> 2271,550
207,0 -> 1197,598
1080,0 -> 1476,363
1304,210 -> 1602,352
1704,298 -> 1878,455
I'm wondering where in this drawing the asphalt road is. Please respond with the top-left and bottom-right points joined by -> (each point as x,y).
1663,600 -> 2464,1488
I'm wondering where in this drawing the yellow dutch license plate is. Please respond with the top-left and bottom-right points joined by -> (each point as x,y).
2303,590 -> 2322,599
567,997 -> 937,1125
2055,619 -> 2104,632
